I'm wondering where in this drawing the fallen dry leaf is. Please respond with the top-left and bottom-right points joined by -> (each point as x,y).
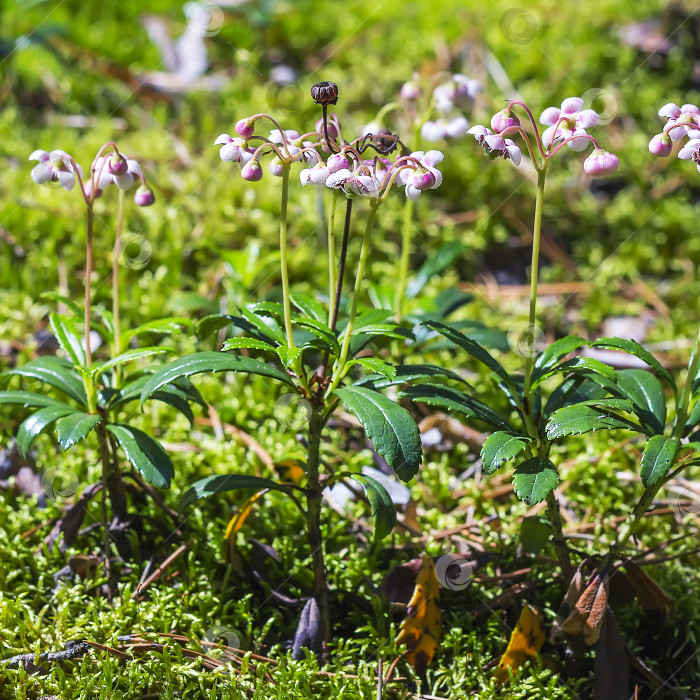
495,603 -> 545,684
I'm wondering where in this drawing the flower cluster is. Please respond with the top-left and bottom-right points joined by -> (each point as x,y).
29,145 -> 154,205
649,102 -> 700,172
418,73 -> 481,142
469,96 -> 619,177
216,109 -> 444,202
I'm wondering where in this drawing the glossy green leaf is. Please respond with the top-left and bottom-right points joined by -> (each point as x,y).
179,473 -> 290,511
351,324 -> 414,341
40,292 -> 82,316
400,383 -> 512,431
276,345 -> 301,370
291,293 -> 325,322
107,424 -> 174,489
344,357 -> 396,381
6,357 -> 87,404
0,390 -> 67,408
221,337 -> 276,353
92,347 -> 174,379
49,312 -> 86,367
640,435 -> 678,487
122,317 -> 190,344
546,400 -> 640,439
543,377 -> 606,419
333,386 -> 422,482
56,412 -> 101,449
481,432 -> 531,474
424,320 -> 511,384
520,516 -> 552,555
590,337 -> 676,393
140,351 -> 296,407
532,356 -> 617,390
616,369 -> 667,434
295,317 -> 339,354
346,473 -> 396,541
512,457 -> 558,505
17,404 -> 77,456
354,363 -> 470,390
531,336 -> 587,385
197,314 -> 237,339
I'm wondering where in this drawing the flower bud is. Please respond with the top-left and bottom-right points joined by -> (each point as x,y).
490,109 -> 520,134
412,168 -> 436,190
235,118 -> 256,139
108,153 -> 128,175
400,81 -> 421,101
241,160 -> 263,181
327,153 -> 350,173
134,185 -> 155,206
269,156 -> 284,177
648,133 -> 672,157
583,148 -> 619,177
311,81 -> 339,106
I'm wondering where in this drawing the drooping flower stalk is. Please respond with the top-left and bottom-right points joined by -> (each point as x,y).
279,162 -> 295,350
112,188 -> 125,387
327,191 -> 339,327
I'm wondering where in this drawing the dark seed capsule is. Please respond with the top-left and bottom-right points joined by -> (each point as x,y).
311,81 -> 339,106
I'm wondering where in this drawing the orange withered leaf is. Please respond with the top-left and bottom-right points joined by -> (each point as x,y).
395,554 -> 441,673
495,603 -> 546,684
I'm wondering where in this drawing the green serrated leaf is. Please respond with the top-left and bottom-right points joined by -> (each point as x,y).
291,293 -> 325,322
122,317 -> 190,344
0,390 -> 66,408
531,336 -> 587,384
346,473 -> 396,541
49,312 -> 86,367
513,457 -> 558,505
545,401 -> 640,439
532,356 -> 617,390
590,337 -> 676,394
17,404 -> 77,457
295,317 -> 339,354
400,383 -> 512,431
6,357 -> 87,405
640,435 -> 678,487
333,386 -> 422,482
354,363 -> 470,390
107,424 -> 174,489
345,357 -> 396,381
481,432 -> 531,474
179,474 -> 290,511
276,345 -> 301,370
140,352 -> 296,407
197,314 -> 237,339
221,338 -> 276,353
616,369 -> 667,434
56,412 -> 101,449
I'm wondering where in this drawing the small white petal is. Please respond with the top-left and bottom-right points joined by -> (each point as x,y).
214,133 -> 233,145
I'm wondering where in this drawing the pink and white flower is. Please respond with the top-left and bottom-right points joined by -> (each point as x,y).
540,97 -> 600,151
398,150 -> 444,201
421,115 -> 469,142
658,103 -> 700,141
678,138 -> 700,173
215,134 -> 255,165
648,133 -> 673,157
326,168 -> 380,199
468,126 -> 521,165
93,154 -> 142,190
29,149 -> 83,191
583,148 -> 619,177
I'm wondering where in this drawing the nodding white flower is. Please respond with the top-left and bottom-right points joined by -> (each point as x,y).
398,150 -> 444,201
421,115 -> 469,142
326,168 -> 380,199
540,97 -> 600,151
29,149 -> 83,191
658,103 -> 700,141
215,134 -> 254,165
300,162 -> 330,186
269,129 -> 300,144
468,125 -> 521,165
648,133 -> 673,157
93,154 -> 142,190
491,108 -> 520,134
583,148 -> 620,177
678,138 -> 700,173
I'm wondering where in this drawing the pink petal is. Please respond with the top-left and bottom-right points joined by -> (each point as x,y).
539,107 -> 561,126
423,150 -> 444,167
561,97 -> 584,114
29,149 -> 49,162
576,109 -> 600,129
658,103 -> 681,119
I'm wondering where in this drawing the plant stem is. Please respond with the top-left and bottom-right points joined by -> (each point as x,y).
112,189 -> 125,387
328,202 -> 379,394
279,163 -> 294,349
85,202 -> 94,368
394,197 -> 414,322
305,409 -> 330,653
330,198 -> 353,333
545,490 -> 573,577
522,166 -> 548,410
97,419 -> 112,570
327,192 -> 338,327
673,325 -> 700,439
